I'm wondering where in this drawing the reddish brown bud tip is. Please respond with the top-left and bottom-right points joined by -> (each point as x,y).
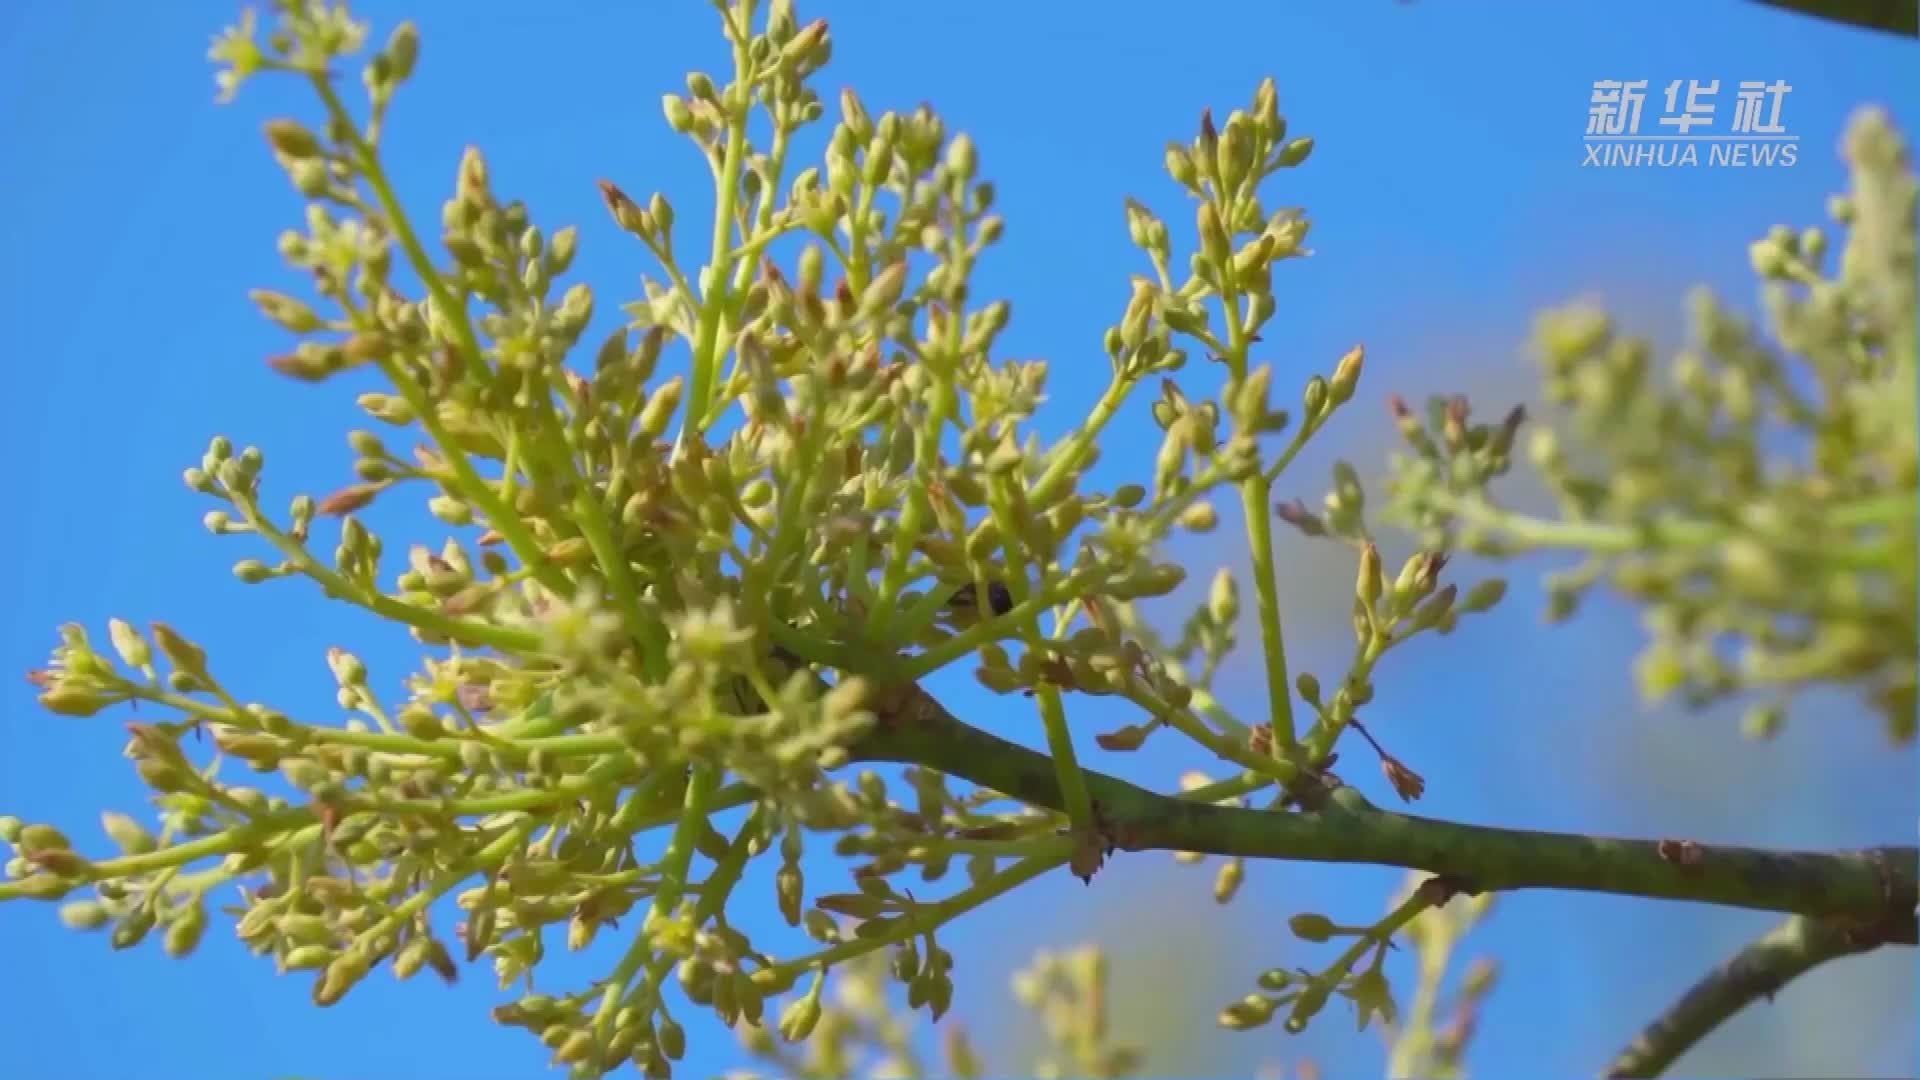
317,484 -> 379,516
1380,755 -> 1426,802
597,178 -> 645,233
1247,723 -> 1274,756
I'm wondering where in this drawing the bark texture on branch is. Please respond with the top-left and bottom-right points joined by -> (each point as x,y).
845,680 -> 1919,930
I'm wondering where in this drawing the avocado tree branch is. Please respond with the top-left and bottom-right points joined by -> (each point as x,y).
1603,913 -> 1910,1078
845,681 -> 1919,929
1748,0 -> 1918,36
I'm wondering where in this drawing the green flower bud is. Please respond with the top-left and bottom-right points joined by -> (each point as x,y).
1256,967 -> 1294,991
1120,563 -> 1186,599
263,118 -> 321,159
384,21 -> 419,81
281,757 -> 332,792
1218,994 -> 1277,1030
427,495 -> 473,525
1092,723 -> 1149,752
39,682 -> 119,718
1266,213 -> 1309,258
1230,233 -> 1274,279
1302,375 -> 1329,420
946,132 -> 977,180
164,905 -> 207,958
778,992 -> 821,1042
1165,141 -> 1198,188
638,376 -> 684,438
289,159 -> 329,197
1288,912 -> 1336,942
1328,344 -> 1363,405
1355,541 -> 1383,614
1197,202 -> 1229,267
775,863 -> 803,926
1295,671 -> 1321,706
1460,578 -> 1507,613
661,93 -> 694,134
313,948 -> 371,1006
105,619 -> 150,669
149,622 -> 208,680
249,289 -> 323,333
18,824 -> 72,854
1254,77 -> 1283,140
657,1017 -> 685,1061
100,811 -> 155,855
59,899 -> 112,930
1213,857 -> 1244,904
553,1029 -> 596,1065
860,261 -> 909,318
1411,584 -> 1457,630
1274,135 -> 1314,168
110,908 -> 155,949
233,559 -> 273,584
974,665 -> 1023,694
1218,114 -> 1253,193
327,649 -> 367,686
1179,501 -> 1218,532
398,703 -> 443,741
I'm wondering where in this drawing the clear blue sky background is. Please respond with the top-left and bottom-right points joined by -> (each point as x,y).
2,2 -> 1914,1078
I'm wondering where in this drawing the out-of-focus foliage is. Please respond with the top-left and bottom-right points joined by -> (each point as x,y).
1381,108 -> 1917,742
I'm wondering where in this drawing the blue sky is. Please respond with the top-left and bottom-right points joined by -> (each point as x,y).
2,1 -> 1914,1078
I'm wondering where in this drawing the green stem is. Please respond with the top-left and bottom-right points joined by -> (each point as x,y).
849,683 -> 1918,924
1442,489 -> 1915,562
1131,683 -> 1297,786
685,64 -> 751,441
1240,472 -> 1296,752
527,407 -> 668,680
592,760 -> 720,1039
362,818 -> 531,944
981,475 -> 1093,834
694,802 -> 767,922
764,849 -> 1067,980
1033,685 -> 1094,834
1260,409 -> 1326,486
234,497 -> 543,654
1603,913 -> 1904,1078
310,77 -> 567,600
869,383 -> 957,639
1323,882 -> 1436,981
958,375 -> 1131,561
900,569 -> 1103,680
1033,375 -> 1131,505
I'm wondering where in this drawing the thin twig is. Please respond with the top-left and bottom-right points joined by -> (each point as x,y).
1603,913 -> 1913,1077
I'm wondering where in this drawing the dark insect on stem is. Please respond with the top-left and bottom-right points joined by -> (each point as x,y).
948,580 -> 1014,617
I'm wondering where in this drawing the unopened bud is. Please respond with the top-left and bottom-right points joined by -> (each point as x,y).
264,118 -> 322,159
1288,912 -> 1336,942
1328,345 -> 1363,405
1355,542 -> 1382,613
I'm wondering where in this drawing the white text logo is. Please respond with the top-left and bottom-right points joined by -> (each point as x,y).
1583,79 -> 1797,168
